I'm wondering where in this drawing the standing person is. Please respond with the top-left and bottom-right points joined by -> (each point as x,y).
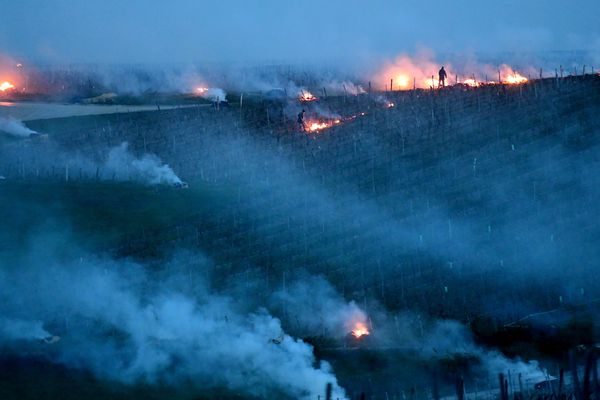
438,66 -> 448,88
297,109 -> 306,131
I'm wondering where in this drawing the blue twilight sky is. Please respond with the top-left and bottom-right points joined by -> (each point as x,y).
0,0 -> 598,64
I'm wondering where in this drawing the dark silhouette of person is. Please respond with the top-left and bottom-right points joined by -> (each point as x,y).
438,66 -> 448,87
297,109 -> 306,131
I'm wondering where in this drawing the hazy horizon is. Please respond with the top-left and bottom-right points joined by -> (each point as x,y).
1,0 -> 598,65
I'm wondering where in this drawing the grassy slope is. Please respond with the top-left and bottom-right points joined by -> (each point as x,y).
0,180 -> 232,260
2,77 -> 600,398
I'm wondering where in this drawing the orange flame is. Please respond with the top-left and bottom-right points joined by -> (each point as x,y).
304,112 -> 367,134
461,78 -> 480,87
377,52 -> 456,91
308,121 -> 331,132
504,72 -> 528,84
395,75 -> 411,89
351,322 -> 370,338
0,81 -> 15,92
299,91 -> 317,102
377,52 -> 534,91
195,87 -> 209,94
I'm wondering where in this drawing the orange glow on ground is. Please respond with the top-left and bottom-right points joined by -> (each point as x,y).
299,91 -> 317,102
0,81 -> 15,92
351,322 -> 370,338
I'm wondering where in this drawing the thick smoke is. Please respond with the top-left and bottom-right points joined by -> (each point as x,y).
271,275 -> 368,338
271,276 -> 548,387
93,65 -> 204,94
104,142 -> 183,185
375,313 -> 549,386
0,250 -> 346,399
0,317 -> 50,341
200,87 -> 227,102
0,139 -> 183,186
324,81 -> 365,96
0,117 -> 38,137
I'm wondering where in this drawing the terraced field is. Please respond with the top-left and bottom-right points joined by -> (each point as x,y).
1,75 -> 599,399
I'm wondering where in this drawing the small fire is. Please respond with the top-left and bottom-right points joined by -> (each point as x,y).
299,91 -> 317,102
306,118 -> 342,133
304,112 -> 368,134
395,75 -> 410,89
351,322 -> 370,339
461,78 -> 480,87
504,72 -> 528,84
308,121 -> 330,132
195,87 -> 209,94
387,102 -> 395,108
0,81 -> 15,92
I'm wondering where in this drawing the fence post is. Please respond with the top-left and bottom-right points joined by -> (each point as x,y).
583,351 -> 595,400
558,368 -> 564,398
571,350 -> 582,400
456,376 -> 465,400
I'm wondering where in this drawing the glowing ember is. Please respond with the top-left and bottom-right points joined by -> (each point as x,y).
0,81 -> 15,92
195,87 -> 209,94
504,72 -> 528,84
351,322 -> 370,338
299,91 -> 317,102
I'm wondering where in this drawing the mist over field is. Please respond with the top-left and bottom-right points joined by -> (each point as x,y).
1,1 -> 600,399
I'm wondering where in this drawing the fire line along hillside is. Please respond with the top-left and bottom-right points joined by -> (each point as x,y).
2,74 -> 600,357
0,76 -> 600,320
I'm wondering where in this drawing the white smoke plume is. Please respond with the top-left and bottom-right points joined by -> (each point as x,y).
324,81 -> 366,96
104,142 -> 183,185
272,276 -> 367,338
421,318 -> 547,382
200,87 -> 227,102
0,317 -> 50,340
0,117 -> 39,138
0,254 -> 347,400
61,64 -> 207,95
272,277 -> 547,388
